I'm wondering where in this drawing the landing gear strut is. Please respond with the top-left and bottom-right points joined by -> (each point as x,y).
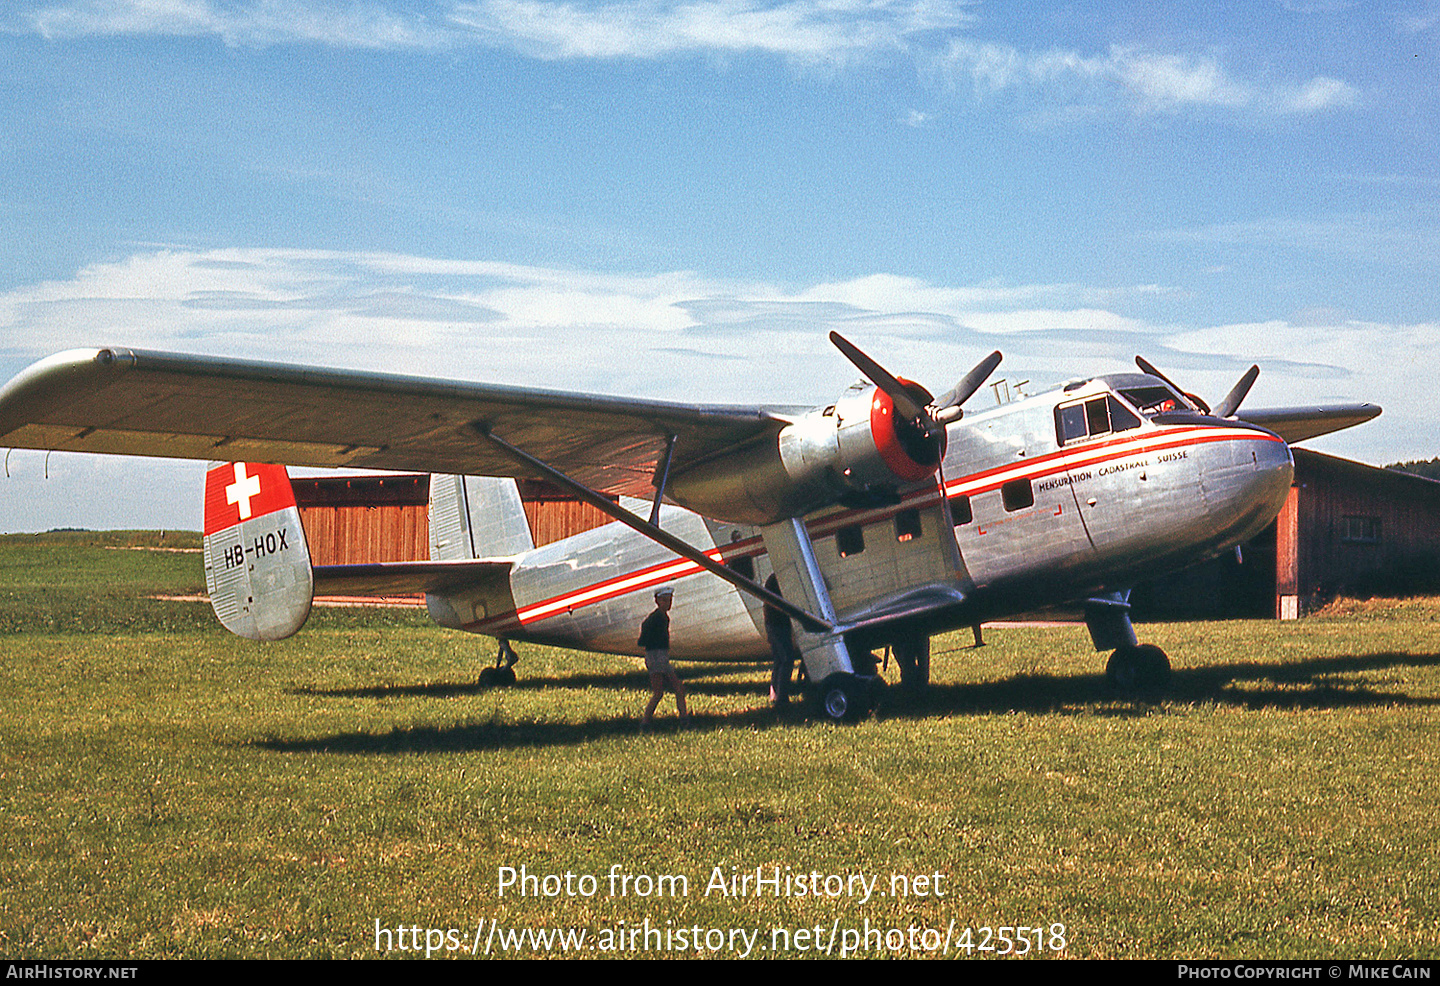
479,639 -> 519,686
1105,644 -> 1171,697
1086,589 -> 1171,698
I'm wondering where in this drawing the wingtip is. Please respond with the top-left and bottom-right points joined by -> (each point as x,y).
0,348 -> 135,432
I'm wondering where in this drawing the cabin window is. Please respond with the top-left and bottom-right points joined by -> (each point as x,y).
895,508 -> 922,542
836,524 -> 866,558
1340,516 -> 1381,544
1056,395 -> 1142,445
949,495 -> 973,527
1085,396 -> 1110,436
1057,403 -> 1087,444
1001,478 -> 1034,512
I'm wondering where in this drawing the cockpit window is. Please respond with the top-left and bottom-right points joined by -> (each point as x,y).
1056,394 -> 1142,445
1118,385 -> 1189,417
1109,396 -> 1141,431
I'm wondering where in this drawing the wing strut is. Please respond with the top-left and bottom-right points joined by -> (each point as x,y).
474,424 -> 833,633
649,432 -> 678,526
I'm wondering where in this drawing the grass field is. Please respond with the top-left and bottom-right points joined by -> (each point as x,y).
2,531 -> 1439,959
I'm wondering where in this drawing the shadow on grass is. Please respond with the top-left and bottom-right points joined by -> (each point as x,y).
254,702 -> 806,754
292,662 -> 766,700
891,650 -> 1440,720
255,650 -> 1440,754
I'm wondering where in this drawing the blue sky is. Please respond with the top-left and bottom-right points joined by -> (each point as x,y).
1,0 -> 1437,530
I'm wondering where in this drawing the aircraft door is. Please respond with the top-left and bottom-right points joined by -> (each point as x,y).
957,400 -> 1115,587
1055,391 -> 1192,569
816,488 -> 970,620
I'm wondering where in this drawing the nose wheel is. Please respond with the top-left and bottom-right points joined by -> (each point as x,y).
1105,644 -> 1170,697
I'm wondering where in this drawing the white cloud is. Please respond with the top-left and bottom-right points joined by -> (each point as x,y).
450,0 -> 973,64
22,0 -> 974,60
1166,317 -> 1439,459
1,247 -> 1431,527
933,40 -> 1359,116
1280,75 -> 1359,113
0,248 -> 1162,408
1113,49 -> 1252,111
1396,6 -> 1440,34
26,0 -> 450,48
1,247 -> 1418,423
0,249 -> 726,396
17,2 -> 1361,122
959,308 -> 1151,334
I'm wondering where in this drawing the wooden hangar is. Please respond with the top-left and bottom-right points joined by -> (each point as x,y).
1133,450 -> 1440,620
288,474 -> 612,567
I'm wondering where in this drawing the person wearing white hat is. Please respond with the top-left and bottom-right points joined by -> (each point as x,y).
637,586 -> 688,728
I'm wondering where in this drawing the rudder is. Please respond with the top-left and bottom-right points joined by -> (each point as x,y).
202,461 -> 313,640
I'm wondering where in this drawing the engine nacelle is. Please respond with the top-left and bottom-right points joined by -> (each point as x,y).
668,381 -> 946,526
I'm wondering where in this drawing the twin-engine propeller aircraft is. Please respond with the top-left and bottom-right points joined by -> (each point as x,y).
0,336 -> 1379,720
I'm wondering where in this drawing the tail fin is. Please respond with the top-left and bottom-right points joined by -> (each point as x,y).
429,475 -> 534,560
202,461 -> 313,640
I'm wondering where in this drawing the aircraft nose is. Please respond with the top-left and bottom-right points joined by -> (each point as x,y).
1226,429 -> 1294,538
1258,429 -> 1295,484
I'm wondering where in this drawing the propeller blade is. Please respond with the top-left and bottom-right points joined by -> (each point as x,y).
1135,355 -> 1184,395
1213,364 -> 1260,418
828,331 -> 930,423
932,350 -> 1003,416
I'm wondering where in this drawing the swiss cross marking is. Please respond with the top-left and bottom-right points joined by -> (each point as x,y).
226,463 -> 262,520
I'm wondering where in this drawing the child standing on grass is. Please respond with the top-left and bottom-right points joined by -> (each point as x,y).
638,586 -> 689,729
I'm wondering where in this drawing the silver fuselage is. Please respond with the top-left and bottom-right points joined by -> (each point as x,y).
428,374 -> 1295,660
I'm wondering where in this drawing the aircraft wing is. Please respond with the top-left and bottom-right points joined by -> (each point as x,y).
0,347 -> 795,498
1237,404 -> 1382,445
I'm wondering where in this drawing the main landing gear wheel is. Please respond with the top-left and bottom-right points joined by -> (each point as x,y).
480,639 -> 519,687
816,673 -> 878,723
1105,643 -> 1171,698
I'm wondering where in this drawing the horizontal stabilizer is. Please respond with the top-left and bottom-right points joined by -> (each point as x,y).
313,559 -> 514,597
1238,404 -> 1381,444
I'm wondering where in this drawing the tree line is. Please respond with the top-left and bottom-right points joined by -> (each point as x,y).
1387,457 -> 1440,481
